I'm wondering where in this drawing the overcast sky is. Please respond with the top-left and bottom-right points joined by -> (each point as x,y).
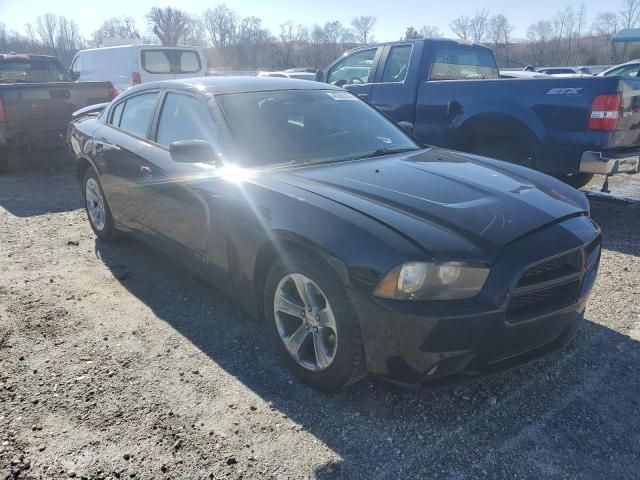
0,0 -> 613,41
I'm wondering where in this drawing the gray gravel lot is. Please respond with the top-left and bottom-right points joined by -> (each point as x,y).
1,155 -> 639,479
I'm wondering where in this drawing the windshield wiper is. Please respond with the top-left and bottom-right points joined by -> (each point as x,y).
356,147 -> 422,160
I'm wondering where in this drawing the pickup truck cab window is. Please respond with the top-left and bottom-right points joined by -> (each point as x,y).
382,45 -> 412,83
155,93 -> 218,147
328,49 -> 377,86
430,45 -> 499,81
116,92 -> 159,138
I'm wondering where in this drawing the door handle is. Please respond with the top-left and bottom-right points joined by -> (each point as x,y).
139,165 -> 153,180
95,140 -> 119,152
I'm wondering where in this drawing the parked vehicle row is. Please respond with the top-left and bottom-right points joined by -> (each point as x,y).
67,77 -> 601,391
0,53 -> 117,173
317,39 -> 640,187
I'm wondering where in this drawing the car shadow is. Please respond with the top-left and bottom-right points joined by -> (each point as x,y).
589,200 -> 640,257
94,236 -> 640,479
0,153 -> 82,217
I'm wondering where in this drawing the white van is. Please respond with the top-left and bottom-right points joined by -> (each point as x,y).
70,45 -> 207,93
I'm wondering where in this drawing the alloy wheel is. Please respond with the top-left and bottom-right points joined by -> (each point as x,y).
273,273 -> 338,372
85,177 -> 106,231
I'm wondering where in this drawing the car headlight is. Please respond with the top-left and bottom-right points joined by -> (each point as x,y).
373,262 -> 489,300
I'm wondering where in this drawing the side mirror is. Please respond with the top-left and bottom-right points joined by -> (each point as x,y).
169,140 -> 217,164
70,70 -> 80,81
315,69 -> 324,83
397,121 -> 414,133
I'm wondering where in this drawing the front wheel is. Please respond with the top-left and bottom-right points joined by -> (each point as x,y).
264,254 -> 366,391
82,168 -> 121,242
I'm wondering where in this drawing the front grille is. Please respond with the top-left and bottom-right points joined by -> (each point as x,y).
517,251 -> 581,287
507,280 -> 582,321
506,237 -> 601,324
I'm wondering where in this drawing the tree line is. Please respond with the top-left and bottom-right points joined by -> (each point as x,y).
1,1 -> 639,70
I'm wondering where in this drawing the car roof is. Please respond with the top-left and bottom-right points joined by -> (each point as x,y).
343,38 -> 492,56
0,53 -> 58,61
123,76 -> 341,96
77,44 -> 203,54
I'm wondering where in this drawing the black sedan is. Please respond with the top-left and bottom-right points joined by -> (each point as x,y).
67,77 -> 601,390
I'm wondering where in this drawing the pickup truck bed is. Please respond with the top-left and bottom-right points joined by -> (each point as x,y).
0,54 -> 115,172
319,39 -> 640,187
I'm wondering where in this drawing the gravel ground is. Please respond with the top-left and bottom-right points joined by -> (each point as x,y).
1,156 -> 639,479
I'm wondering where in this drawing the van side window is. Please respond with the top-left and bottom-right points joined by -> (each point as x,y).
327,49 -> 377,86
115,93 -> 159,138
155,93 -> 217,147
382,45 -> 412,83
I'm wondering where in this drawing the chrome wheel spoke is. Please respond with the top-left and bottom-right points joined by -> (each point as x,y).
313,331 -> 332,370
316,307 -> 336,328
291,274 -> 312,310
275,292 -> 304,318
284,323 -> 310,357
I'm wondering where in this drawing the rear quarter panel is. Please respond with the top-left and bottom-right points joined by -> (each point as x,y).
414,76 -> 629,173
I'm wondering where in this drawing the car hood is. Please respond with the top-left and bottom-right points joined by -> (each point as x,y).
271,148 -> 589,260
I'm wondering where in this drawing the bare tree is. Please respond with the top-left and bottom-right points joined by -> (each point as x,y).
351,15 -> 376,44
93,16 -> 140,46
527,20 -> 554,65
35,14 -> 58,50
574,3 -> 587,64
450,15 -> 472,40
488,15 -> 514,66
146,7 -> 193,45
470,9 -> 490,43
419,25 -> 442,38
203,5 -> 238,50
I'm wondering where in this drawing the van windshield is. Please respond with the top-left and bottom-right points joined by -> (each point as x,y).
141,49 -> 202,74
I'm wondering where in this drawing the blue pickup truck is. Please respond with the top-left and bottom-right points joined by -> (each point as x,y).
317,39 -> 640,187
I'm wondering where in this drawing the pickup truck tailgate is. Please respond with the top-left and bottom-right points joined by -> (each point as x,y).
612,79 -> 640,149
0,82 -> 113,146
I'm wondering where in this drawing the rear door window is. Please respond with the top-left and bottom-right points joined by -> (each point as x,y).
141,50 -> 202,74
430,45 -> 499,81
116,92 -> 159,138
382,45 -> 412,83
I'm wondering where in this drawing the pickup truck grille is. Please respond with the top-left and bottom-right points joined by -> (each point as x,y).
507,237 -> 601,324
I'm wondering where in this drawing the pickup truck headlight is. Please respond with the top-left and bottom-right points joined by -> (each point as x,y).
373,262 -> 489,300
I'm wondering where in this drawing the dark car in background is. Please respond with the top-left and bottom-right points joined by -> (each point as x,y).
0,53 -> 116,172
67,77 -> 601,390
318,39 -> 640,188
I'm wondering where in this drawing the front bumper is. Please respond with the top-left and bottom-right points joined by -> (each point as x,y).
351,216 -> 601,387
579,151 -> 639,175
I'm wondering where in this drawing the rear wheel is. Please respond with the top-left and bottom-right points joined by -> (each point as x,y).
466,136 -> 536,169
264,254 -> 366,391
562,173 -> 594,189
82,167 -> 121,242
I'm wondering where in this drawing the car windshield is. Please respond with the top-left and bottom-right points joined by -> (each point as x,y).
216,90 -> 420,167
0,58 -> 70,83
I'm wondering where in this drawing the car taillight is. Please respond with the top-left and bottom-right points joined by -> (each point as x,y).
589,94 -> 621,132
108,87 -> 118,100
0,95 -> 5,122
132,71 -> 141,85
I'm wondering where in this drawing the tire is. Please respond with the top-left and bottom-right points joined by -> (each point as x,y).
467,137 -> 536,169
82,167 -> 121,242
0,147 -> 12,174
562,173 -> 594,189
264,253 -> 366,391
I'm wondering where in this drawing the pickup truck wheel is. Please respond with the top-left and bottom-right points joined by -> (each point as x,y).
563,173 -> 594,189
0,147 -> 12,174
264,254 -> 366,391
467,137 -> 536,169
82,168 -> 121,242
